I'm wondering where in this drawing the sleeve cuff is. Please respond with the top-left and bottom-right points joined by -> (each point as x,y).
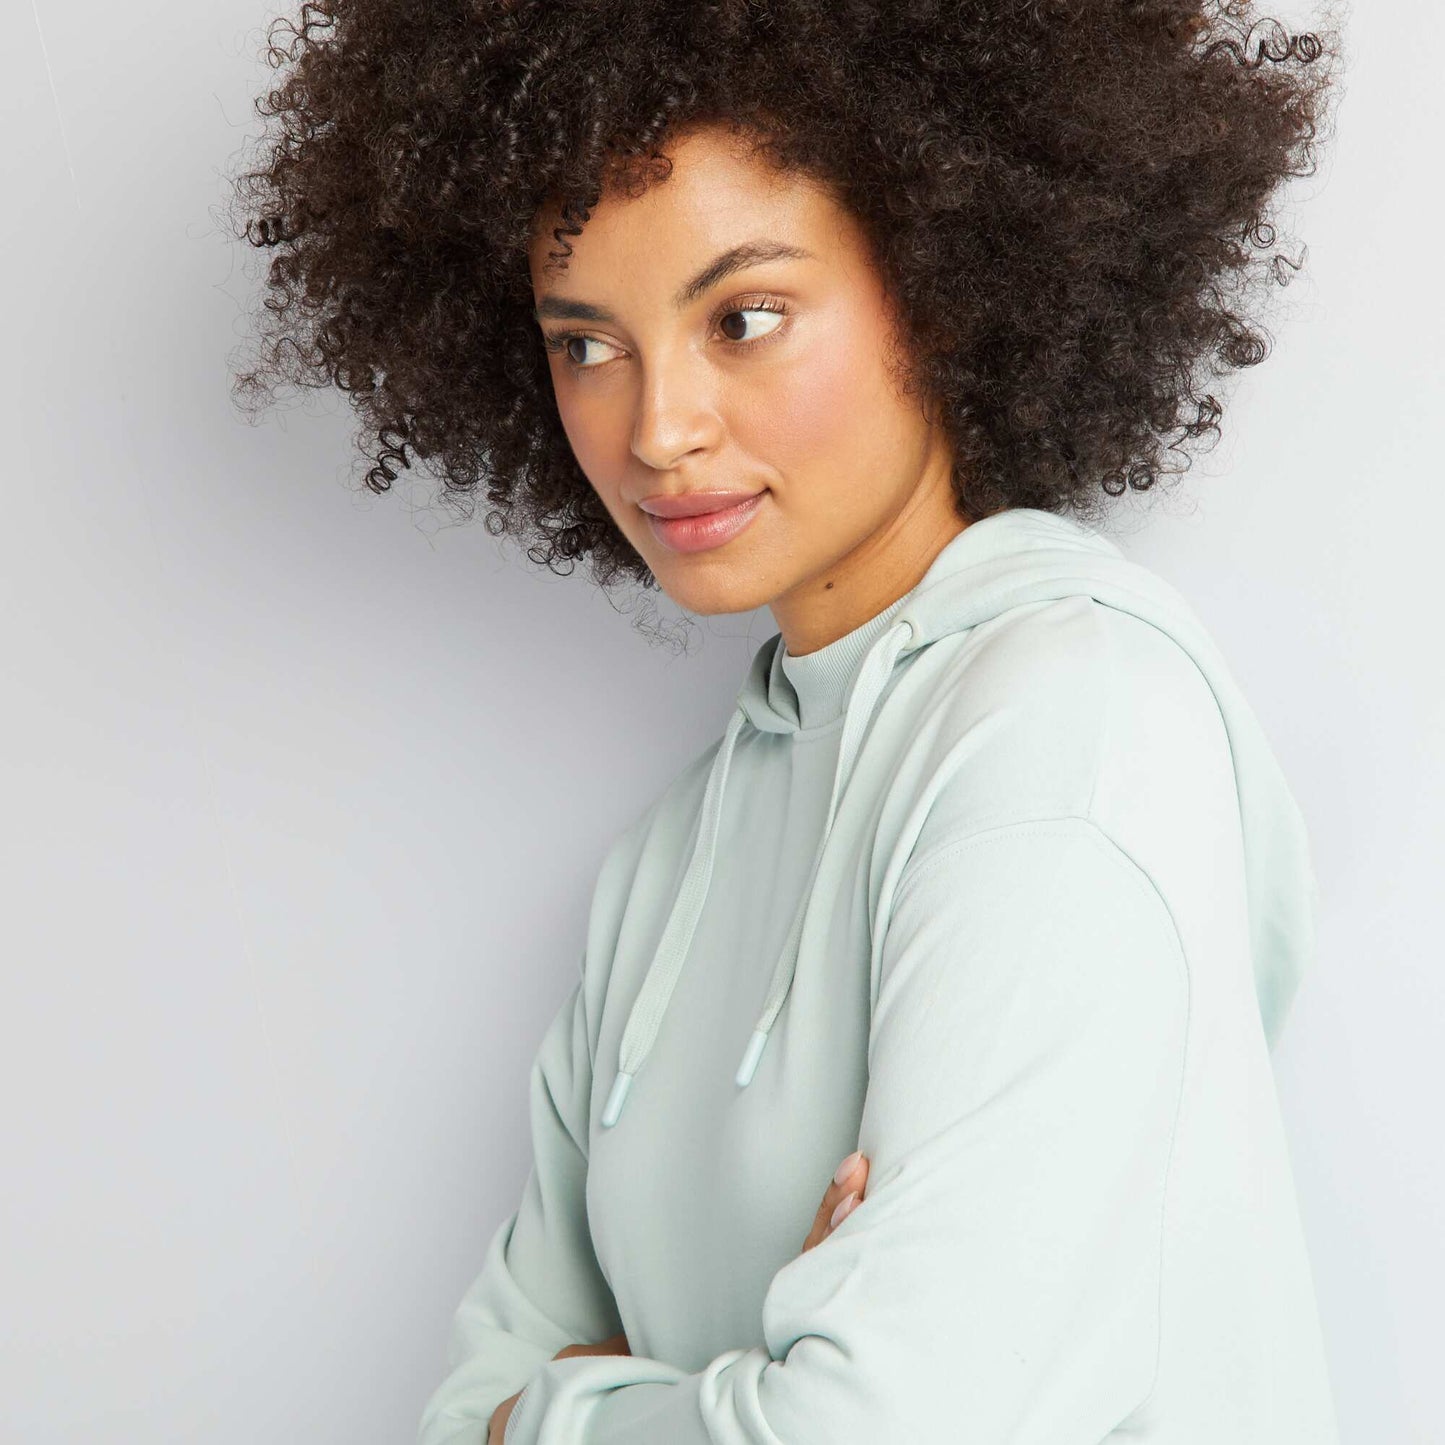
498,1350 -> 714,1445
502,1376 -> 535,1445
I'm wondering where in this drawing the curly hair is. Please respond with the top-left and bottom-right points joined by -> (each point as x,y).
223,0 -> 1344,595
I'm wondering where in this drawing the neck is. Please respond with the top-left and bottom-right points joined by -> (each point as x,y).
770,466 -> 968,657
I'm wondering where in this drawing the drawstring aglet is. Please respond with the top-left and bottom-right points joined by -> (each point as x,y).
601,1070 -> 633,1128
735,1027 -> 769,1088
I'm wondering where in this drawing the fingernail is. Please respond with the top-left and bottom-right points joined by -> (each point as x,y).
833,1150 -> 863,1185
830,1191 -> 860,1229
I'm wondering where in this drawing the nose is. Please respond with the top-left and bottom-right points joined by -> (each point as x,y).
630,353 -> 724,471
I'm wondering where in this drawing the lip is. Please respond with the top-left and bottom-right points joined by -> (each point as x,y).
640,490 -> 766,555
637,490 -> 765,518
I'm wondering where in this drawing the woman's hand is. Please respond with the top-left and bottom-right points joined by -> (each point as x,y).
801,1149 -> 870,1253
487,1332 -> 632,1444
554,1331 -> 633,1360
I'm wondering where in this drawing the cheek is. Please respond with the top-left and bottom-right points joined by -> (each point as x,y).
551,374 -> 629,495
734,327 -> 899,476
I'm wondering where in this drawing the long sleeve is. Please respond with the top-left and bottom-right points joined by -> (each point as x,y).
417,953 -> 623,1445
501,816 -> 1191,1445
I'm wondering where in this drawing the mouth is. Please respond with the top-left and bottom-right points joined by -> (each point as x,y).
639,490 -> 767,556
637,489 -> 767,518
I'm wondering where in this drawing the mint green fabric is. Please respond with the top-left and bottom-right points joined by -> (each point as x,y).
418,508 -> 1339,1445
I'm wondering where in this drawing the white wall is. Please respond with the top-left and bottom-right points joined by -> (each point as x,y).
2,3 -> 1435,1441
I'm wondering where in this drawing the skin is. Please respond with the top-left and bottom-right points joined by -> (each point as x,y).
493,116 -> 961,1442
526,120 -> 968,657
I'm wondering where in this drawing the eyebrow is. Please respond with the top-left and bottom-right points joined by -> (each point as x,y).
531,239 -> 815,324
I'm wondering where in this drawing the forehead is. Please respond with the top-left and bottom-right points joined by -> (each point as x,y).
526,125 -> 846,292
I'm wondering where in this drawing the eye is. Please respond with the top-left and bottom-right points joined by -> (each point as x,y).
540,295 -> 792,372
544,334 -> 624,370
717,302 -> 787,344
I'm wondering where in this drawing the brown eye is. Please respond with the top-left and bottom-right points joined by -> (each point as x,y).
717,306 -> 786,344
546,333 -> 620,369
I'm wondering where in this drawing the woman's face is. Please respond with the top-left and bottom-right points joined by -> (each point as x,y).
527,122 -> 963,654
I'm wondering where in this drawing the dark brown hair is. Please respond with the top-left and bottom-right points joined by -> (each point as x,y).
224,0 -> 1344,594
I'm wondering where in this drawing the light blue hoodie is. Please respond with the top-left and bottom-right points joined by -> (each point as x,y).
417,507 -> 1339,1444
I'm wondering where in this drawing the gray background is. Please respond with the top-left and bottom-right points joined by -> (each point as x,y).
3,2 -> 1436,1441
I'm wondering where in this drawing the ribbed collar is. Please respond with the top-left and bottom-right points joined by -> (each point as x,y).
774,589 -> 913,731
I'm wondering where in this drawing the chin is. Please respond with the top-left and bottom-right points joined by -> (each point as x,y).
647,556 -> 774,618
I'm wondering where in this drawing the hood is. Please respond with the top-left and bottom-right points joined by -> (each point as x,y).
601,507 -> 1319,1127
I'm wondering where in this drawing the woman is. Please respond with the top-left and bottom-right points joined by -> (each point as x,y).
227,3 -> 1343,1440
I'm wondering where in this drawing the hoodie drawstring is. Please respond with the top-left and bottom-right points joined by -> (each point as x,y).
601,616 -> 916,1128
599,703 -> 748,1127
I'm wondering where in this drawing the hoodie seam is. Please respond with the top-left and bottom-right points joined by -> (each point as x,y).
886,814 -> 1191,1420
1083,822 -> 1191,1424
1082,597 -> 1117,829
